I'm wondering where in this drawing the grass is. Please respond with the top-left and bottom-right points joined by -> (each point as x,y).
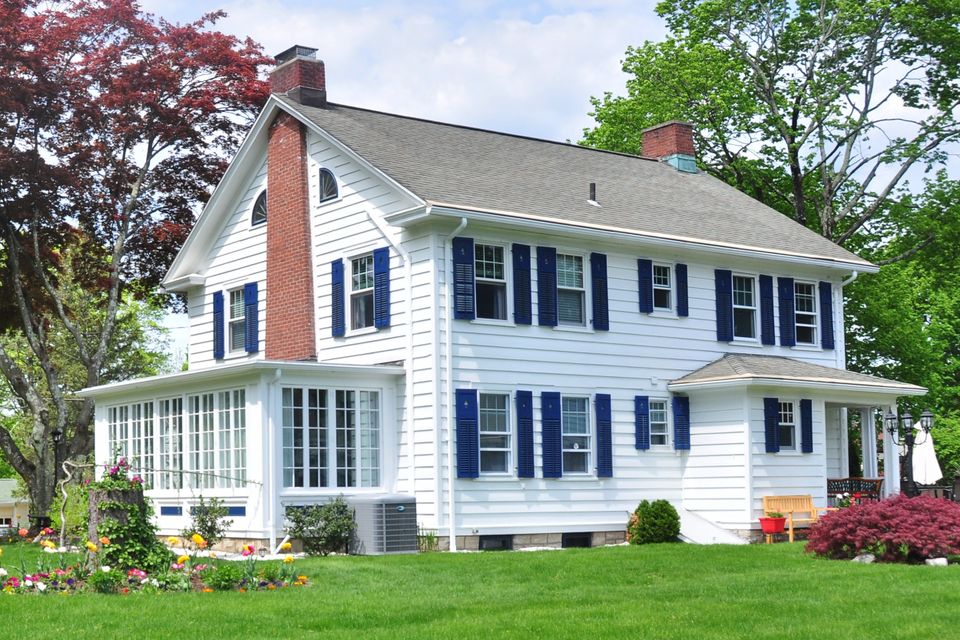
2,542 -> 960,639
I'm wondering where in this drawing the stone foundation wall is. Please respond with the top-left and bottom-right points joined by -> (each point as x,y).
438,530 -> 626,552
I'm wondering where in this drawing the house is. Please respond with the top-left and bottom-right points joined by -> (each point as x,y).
80,46 -> 924,551
0,479 -> 28,533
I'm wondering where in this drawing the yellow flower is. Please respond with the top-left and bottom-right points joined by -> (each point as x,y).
280,542 -> 292,551
177,555 -> 190,565
85,541 -> 98,553
266,583 -> 276,590
191,533 -> 205,546
201,587 -> 214,593
99,536 -> 110,546
297,575 -> 308,582
209,551 -> 217,559
283,555 -> 294,564
166,536 -> 179,546
40,540 -> 56,549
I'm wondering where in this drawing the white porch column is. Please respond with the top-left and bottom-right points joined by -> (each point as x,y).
861,408 -> 879,479
839,407 -> 850,478
882,404 -> 901,496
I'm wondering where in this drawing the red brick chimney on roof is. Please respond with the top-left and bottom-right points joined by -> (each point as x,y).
641,121 -> 697,172
270,45 -> 326,107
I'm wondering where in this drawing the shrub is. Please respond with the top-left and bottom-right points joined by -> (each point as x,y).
286,497 -> 355,556
806,494 -> 960,562
203,562 -> 244,591
181,496 -> 233,548
87,567 -> 124,594
627,499 -> 680,544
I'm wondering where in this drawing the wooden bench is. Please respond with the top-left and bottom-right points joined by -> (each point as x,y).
762,495 -> 829,543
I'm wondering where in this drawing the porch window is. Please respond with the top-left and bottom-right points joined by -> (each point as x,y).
217,389 -> 246,488
157,398 -> 183,490
779,401 -> 796,451
106,402 -> 153,485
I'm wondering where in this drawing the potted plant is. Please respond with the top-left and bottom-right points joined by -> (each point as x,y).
759,511 -> 786,535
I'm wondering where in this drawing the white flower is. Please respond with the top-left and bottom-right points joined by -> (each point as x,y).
150,578 -> 159,587
0,568 -> 7,577
101,566 -> 111,572
35,582 -> 46,592
24,579 -> 33,587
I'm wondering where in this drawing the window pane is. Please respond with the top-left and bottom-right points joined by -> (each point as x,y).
733,308 -> 755,338
557,255 -> 583,288
558,289 -> 584,325
476,282 -> 507,320
475,244 -> 504,280
653,288 -> 671,310
563,452 -> 589,474
351,291 -> 374,330
352,255 -> 374,291
480,451 -> 508,473
230,290 -> 244,319
653,265 -> 671,287
319,169 -> 338,201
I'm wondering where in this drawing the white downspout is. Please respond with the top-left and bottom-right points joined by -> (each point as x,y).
267,367 -> 282,551
841,270 -> 859,287
366,210 -> 417,494
445,217 -> 468,551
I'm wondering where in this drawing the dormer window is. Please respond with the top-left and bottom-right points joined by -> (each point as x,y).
319,168 -> 338,202
251,190 -> 267,226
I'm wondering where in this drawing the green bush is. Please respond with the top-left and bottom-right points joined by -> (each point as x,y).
286,497 -> 355,556
181,496 -> 233,548
627,499 -> 681,544
203,562 -> 244,591
87,567 -> 125,594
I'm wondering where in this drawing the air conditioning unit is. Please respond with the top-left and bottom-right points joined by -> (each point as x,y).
347,494 -> 418,555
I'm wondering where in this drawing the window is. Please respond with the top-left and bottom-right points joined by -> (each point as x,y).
158,398 -> 183,490
794,282 -> 818,345
479,393 -> 511,473
228,289 -> 245,352
282,388 -> 328,488
188,393 -> 216,488
653,265 -> 672,310
350,254 -> 375,330
0,517 -> 10,527
475,244 -> 507,320
557,254 -> 585,326
649,400 -> 669,446
251,190 -> 267,226
318,168 -> 338,202
778,401 -> 796,451
217,389 -> 246,488
561,396 -> 591,473
106,402 -> 153,486
336,390 -> 380,487
732,275 -> 757,339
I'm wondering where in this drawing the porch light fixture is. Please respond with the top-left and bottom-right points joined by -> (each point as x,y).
884,409 -> 935,496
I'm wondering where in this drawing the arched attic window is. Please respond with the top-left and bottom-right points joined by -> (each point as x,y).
251,190 -> 267,226
319,168 -> 338,203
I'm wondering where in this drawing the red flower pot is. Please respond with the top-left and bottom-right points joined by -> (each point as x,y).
759,517 -> 786,534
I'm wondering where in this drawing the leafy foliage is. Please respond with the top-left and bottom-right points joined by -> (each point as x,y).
181,496 -> 233,548
806,495 -> 960,562
286,498 -> 356,556
203,562 -> 243,591
626,499 -> 681,544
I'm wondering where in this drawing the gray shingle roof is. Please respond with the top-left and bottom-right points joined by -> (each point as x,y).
0,479 -> 23,504
670,353 -> 924,392
281,97 -> 872,267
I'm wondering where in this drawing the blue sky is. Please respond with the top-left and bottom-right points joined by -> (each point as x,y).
141,0 -> 666,142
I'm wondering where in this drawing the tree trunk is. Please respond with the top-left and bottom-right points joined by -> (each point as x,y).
25,460 -> 55,532
88,487 -> 145,542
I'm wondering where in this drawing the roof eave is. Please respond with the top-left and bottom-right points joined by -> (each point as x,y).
387,202 -> 877,273
667,375 -> 926,396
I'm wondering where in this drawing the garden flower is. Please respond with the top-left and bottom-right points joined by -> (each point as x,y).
35,582 -> 46,592
18,528 -> 28,537
209,552 -> 217,559
101,566 -> 111,573
267,583 -> 276,590
202,587 -> 214,593
41,540 -> 56,549
85,541 -> 98,553
190,533 -> 205,546
283,555 -> 294,564
131,475 -> 143,484
198,540 -> 208,549
166,536 -> 179,546
0,568 -> 7,577
127,569 -> 147,580
41,527 -> 54,535
177,554 -> 190,565
171,563 -> 184,570
99,536 -> 110,546
241,544 -> 255,557
280,542 -> 292,551
297,575 -> 308,582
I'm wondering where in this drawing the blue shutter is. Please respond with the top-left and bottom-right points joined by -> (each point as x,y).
212,291 -> 224,360
819,281 -> 835,350
455,389 -> 479,479
715,269 -> 733,341
537,247 -> 558,327
516,390 -> 534,478
676,263 -> 689,317
596,394 -> 612,477
800,399 -> 813,453
634,395 -> 650,450
513,244 -> 532,325
541,391 -> 562,478
243,282 -> 259,353
331,259 -> 345,337
764,397 -> 780,453
373,247 -> 391,329
759,274 -> 775,345
638,258 -> 654,313
778,277 -> 796,347
673,396 -> 690,451
590,252 -> 609,331
452,237 -> 475,320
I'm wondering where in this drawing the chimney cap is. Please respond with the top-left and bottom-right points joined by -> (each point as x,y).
640,120 -> 694,134
275,45 -> 318,65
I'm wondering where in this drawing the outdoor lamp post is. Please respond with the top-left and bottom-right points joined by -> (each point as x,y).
51,429 -> 63,484
884,409 -> 934,496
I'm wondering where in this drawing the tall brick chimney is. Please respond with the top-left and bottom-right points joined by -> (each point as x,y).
270,45 -> 326,107
264,48 -> 320,361
641,121 -> 697,173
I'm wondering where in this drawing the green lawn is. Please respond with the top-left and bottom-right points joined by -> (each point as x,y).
2,543 -> 959,639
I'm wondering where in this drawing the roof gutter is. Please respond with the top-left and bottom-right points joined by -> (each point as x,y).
667,376 -> 927,396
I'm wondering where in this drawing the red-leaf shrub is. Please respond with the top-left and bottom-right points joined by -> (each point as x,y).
806,494 -> 960,562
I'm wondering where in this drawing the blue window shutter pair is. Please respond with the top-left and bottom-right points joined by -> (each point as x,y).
759,275 -> 775,345
244,283 -> 259,353
513,244 -> 532,325
373,247 -> 391,329
455,389 -> 479,479
540,391 -> 562,478
595,394 -> 612,477
331,260 -> 346,337
516,391 -> 534,477
714,269 -> 733,341
634,396 -> 650,450
452,237 -> 475,320
638,259 -> 654,313
778,277 -> 796,347
212,292 -> 225,359
673,396 -> 690,450
590,253 -> 609,331
537,247 -> 558,326
819,282 -> 834,349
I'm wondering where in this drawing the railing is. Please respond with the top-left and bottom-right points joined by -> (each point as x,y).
826,477 -> 884,502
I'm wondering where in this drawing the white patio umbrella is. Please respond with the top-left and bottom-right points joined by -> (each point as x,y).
911,432 -> 943,485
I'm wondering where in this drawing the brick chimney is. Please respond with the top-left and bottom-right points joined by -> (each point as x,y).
641,121 -> 697,173
270,45 -> 326,107
264,49 -> 319,361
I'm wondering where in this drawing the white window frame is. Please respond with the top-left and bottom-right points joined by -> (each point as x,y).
474,242 -> 509,322
317,167 -> 339,204
349,253 -> 375,332
778,400 -> 797,452
652,264 -> 673,311
561,395 -> 592,475
649,399 -> 670,447
556,252 -> 587,327
794,281 -> 818,346
227,288 -> 246,354
732,274 -> 758,340
478,392 -> 512,475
